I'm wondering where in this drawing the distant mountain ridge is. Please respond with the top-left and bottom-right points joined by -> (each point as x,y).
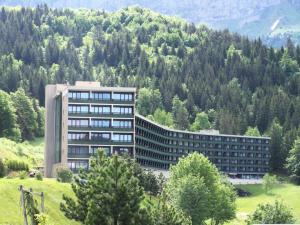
0,0 -> 300,46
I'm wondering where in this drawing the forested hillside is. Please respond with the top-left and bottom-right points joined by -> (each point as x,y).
1,0 -> 300,46
0,5 -> 300,172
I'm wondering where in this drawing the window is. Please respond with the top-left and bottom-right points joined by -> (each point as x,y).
112,106 -> 133,115
91,133 -> 110,141
90,146 -> 111,156
112,133 -> 133,142
68,105 -> 89,114
68,146 -> 89,156
68,91 -> 89,100
91,92 -> 111,101
68,160 -> 89,170
90,105 -> 111,114
91,119 -> 111,128
68,132 -> 89,140
68,119 -> 89,127
112,93 -> 133,101
112,120 -> 133,128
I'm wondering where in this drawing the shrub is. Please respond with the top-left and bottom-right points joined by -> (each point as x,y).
6,160 -> 29,171
0,158 -> 6,178
19,171 -> 27,179
56,166 -> 73,183
246,200 -> 295,225
35,171 -> 43,181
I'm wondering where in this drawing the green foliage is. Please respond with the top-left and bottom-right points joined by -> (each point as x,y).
166,153 -> 236,225
149,108 -> 174,127
172,96 -> 189,130
132,162 -> 160,196
245,126 -> 261,136
0,90 -> 21,141
262,173 -> 278,193
286,137 -> 300,184
190,112 -> 211,131
11,88 -> 38,140
269,119 -> 286,172
0,158 -> 6,178
6,160 -> 29,171
35,171 -> 43,181
136,88 -> 163,116
153,193 -> 192,225
280,49 -> 300,75
56,166 -> 73,183
23,190 -> 40,225
35,213 -> 48,225
246,200 -> 295,225
19,170 -> 28,179
61,150 -> 151,224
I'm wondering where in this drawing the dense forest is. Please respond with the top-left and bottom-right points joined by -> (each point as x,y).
0,5 -> 299,172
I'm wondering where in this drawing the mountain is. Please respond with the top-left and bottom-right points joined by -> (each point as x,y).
0,0 -> 300,46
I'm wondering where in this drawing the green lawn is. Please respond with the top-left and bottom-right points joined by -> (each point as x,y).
0,178 -> 79,225
1,177 -> 300,225
228,183 -> 300,224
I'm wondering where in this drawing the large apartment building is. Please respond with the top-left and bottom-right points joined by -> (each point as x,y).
45,82 -> 270,178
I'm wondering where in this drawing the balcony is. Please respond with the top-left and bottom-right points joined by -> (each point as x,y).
68,98 -> 134,105
68,139 -> 134,146
68,126 -> 133,132
68,112 -> 134,119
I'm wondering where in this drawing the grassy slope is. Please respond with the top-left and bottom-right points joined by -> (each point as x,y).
0,138 -> 44,167
0,178 -> 80,225
229,183 -> 300,224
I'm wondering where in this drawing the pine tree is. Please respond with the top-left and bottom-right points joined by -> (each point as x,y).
61,151 -> 151,225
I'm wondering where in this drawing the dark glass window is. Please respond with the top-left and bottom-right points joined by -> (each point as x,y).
68,91 -> 89,100
90,105 -> 111,114
91,92 -> 111,101
112,120 -> 133,128
91,119 -> 111,128
112,106 -> 133,115
91,133 -> 111,141
112,93 -> 133,101
68,159 -> 89,170
68,146 -> 89,156
68,132 -> 89,140
112,133 -> 133,142
68,119 -> 89,127
68,105 -> 89,114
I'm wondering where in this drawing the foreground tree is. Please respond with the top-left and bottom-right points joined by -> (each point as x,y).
166,153 -> 236,225
246,200 -> 295,225
61,151 -> 151,225
286,137 -> 300,184
153,193 -> 192,225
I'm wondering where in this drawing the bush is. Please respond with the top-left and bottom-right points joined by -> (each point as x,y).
246,200 -> 295,225
56,166 -> 73,183
19,171 -> 27,179
35,171 -> 43,181
6,160 -> 29,171
0,158 -> 6,178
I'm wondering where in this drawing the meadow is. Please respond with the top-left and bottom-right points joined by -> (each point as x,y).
0,177 -> 299,225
